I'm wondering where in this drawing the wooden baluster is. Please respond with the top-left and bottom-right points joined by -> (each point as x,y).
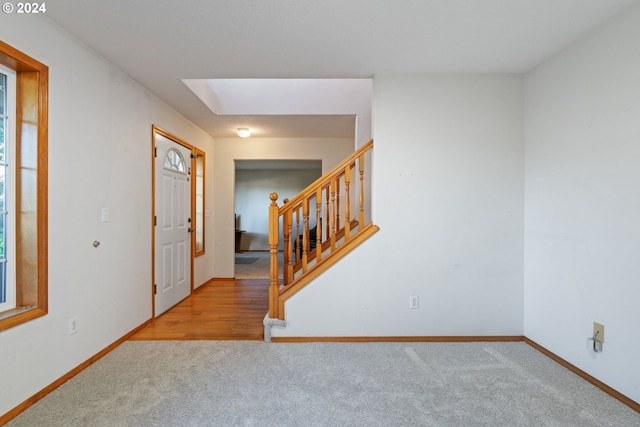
280,199 -> 290,286
335,175 -> 340,231
344,164 -> 351,239
281,198 -> 289,285
316,186 -> 322,263
268,192 -> 280,319
302,198 -> 309,271
330,177 -> 336,250
325,185 -> 330,240
294,207 -> 300,263
286,211 -> 293,283
359,153 -> 365,227
281,215 -> 288,286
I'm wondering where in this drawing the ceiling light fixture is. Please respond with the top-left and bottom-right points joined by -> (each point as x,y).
237,127 -> 251,138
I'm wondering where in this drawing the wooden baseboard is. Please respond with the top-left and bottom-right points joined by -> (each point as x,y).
0,319 -> 153,425
524,338 -> 639,413
271,335 -> 525,343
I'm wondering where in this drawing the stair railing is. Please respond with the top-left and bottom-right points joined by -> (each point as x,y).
268,140 -> 378,320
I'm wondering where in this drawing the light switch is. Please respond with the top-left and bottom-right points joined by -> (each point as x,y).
101,207 -> 109,223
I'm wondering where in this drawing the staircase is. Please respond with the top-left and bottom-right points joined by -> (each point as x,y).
267,140 -> 379,321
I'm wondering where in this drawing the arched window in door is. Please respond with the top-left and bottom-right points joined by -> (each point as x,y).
163,148 -> 187,174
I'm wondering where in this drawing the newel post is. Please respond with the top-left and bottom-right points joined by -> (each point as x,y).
268,192 -> 280,319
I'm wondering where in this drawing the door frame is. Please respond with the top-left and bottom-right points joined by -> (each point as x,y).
151,125 -> 196,318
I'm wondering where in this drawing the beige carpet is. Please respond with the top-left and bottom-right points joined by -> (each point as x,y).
235,252 -> 281,279
7,341 -> 640,426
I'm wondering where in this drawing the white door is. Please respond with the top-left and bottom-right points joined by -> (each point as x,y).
154,134 -> 191,316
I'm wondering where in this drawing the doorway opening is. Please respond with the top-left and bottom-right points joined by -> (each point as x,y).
234,160 -> 322,278
152,126 -> 198,317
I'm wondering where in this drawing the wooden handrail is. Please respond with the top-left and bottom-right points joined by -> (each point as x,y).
268,140 -> 378,320
278,140 -> 373,213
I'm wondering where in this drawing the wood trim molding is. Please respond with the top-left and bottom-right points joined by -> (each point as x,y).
525,338 -> 640,413
0,40 -> 49,333
0,319 -> 153,425
150,126 -> 156,317
193,148 -> 205,257
272,336 -> 525,343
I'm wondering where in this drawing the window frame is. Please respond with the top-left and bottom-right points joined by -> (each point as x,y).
0,64 -> 17,313
193,148 -> 205,256
0,41 -> 48,331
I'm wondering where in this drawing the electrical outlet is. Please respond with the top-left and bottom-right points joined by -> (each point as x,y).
593,322 -> 604,343
68,316 -> 79,335
409,295 -> 419,309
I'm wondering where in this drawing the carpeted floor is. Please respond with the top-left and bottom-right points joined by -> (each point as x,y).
234,252 -> 279,279
7,341 -> 640,426
235,256 -> 259,264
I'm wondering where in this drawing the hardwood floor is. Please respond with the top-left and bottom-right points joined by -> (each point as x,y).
129,278 -> 269,341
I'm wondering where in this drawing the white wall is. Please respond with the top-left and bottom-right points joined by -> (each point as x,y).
524,4 -> 640,404
235,168 -> 322,251
212,138 -> 353,278
0,15 -> 214,415
273,75 -> 524,337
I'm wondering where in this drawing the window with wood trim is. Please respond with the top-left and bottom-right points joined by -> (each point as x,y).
194,149 -> 205,256
0,65 -> 13,313
0,41 -> 48,331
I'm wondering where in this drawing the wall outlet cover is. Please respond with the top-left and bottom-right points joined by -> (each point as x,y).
409,295 -> 419,309
69,316 -> 79,335
593,322 -> 604,342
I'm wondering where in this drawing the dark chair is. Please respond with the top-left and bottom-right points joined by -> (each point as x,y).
294,219 -> 321,259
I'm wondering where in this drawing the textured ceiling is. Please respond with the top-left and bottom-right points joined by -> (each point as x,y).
43,0 -> 638,139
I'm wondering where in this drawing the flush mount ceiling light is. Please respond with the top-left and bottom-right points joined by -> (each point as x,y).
237,127 -> 251,138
